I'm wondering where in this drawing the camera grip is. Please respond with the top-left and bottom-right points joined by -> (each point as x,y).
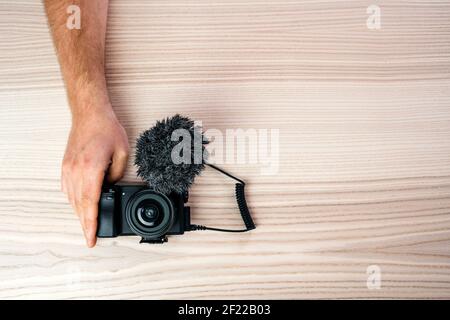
97,187 -> 119,237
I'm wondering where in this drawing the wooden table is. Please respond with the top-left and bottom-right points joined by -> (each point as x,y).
0,0 -> 449,299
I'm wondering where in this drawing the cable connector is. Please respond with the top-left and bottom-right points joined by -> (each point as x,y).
189,224 -> 249,233
189,224 -> 207,231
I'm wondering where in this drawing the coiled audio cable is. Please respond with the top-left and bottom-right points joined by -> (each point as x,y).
189,163 -> 256,233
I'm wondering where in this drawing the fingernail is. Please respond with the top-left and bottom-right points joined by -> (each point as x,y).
86,236 -> 94,248
86,232 -> 94,248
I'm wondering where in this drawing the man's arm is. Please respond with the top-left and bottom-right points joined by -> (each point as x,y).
45,0 -> 129,247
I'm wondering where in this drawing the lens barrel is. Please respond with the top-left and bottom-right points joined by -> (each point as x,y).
125,190 -> 174,238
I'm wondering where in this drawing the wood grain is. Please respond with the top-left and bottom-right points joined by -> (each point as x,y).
1,0 -> 450,299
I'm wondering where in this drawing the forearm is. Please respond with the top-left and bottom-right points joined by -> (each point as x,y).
45,0 -> 129,248
44,0 -> 110,119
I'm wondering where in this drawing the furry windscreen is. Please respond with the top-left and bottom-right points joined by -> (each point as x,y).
135,114 -> 208,195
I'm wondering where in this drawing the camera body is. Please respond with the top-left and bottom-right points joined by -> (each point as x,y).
97,184 -> 191,243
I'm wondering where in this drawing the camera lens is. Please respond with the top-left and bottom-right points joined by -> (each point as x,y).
125,190 -> 174,238
136,203 -> 161,227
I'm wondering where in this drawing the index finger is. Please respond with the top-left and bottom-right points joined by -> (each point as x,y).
80,169 -> 105,248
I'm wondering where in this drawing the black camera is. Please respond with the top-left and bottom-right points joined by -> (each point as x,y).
97,185 -> 191,243
96,115 -> 255,245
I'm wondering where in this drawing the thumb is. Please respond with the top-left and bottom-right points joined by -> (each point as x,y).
107,149 -> 128,183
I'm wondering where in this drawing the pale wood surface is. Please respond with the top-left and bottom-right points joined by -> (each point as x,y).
1,0 -> 450,299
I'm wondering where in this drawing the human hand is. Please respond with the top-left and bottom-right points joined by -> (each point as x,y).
62,104 -> 129,247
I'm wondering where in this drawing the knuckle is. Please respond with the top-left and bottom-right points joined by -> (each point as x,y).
117,148 -> 129,160
80,193 -> 96,205
84,215 -> 97,225
71,156 -> 96,171
62,158 -> 74,173
82,156 -> 93,167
